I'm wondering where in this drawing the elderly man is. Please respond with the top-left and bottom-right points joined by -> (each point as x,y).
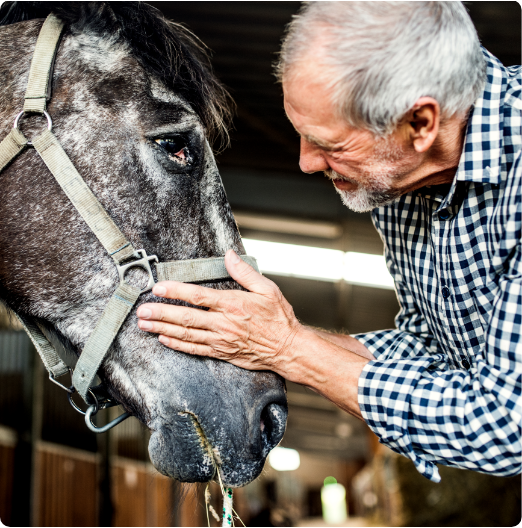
137,2 -> 521,482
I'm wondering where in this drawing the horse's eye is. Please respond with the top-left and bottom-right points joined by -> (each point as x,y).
155,138 -> 187,160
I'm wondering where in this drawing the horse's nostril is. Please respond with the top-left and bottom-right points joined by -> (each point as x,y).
259,402 -> 286,454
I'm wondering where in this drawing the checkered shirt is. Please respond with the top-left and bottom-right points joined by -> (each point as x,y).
356,49 -> 521,483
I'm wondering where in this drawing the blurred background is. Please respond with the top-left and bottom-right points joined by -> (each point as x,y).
0,1 -> 520,526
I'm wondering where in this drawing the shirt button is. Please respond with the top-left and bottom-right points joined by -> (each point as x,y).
462,359 -> 471,370
438,209 -> 451,220
442,286 -> 451,299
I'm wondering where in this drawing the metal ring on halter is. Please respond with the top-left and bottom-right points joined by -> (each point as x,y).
67,387 -> 99,416
13,110 -> 53,145
48,367 -> 74,394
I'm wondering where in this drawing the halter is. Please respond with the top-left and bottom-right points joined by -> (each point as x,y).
0,14 -> 259,433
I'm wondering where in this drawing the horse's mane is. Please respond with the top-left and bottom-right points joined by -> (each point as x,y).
0,1 -> 233,151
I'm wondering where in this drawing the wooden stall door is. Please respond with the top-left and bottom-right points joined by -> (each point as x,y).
112,459 -> 176,527
36,443 -> 98,527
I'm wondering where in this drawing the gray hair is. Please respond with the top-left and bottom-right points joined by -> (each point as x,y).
276,1 -> 486,136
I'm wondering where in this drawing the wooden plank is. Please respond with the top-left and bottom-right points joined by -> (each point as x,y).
113,463 -> 146,527
35,444 -> 98,527
152,473 -> 173,527
178,484 -> 204,528
112,458 -> 184,527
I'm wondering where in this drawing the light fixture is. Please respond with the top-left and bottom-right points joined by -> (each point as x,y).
235,212 -> 342,239
242,238 -> 394,289
322,477 -> 348,523
268,446 -> 301,471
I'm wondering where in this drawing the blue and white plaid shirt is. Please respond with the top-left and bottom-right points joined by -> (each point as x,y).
357,49 -> 521,482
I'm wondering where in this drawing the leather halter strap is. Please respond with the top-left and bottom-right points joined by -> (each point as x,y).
0,14 -> 258,407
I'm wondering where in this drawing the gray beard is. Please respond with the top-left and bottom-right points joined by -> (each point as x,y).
325,139 -> 405,212
329,171 -> 402,213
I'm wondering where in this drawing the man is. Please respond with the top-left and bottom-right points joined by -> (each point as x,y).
136,2 -> 521,482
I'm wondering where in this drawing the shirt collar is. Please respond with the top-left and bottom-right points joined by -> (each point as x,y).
455,48 -> 508,186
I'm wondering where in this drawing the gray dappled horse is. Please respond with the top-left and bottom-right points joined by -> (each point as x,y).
0,2 -> 287,486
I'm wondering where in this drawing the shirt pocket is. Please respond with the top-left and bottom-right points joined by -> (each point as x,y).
470,280 -> 499,330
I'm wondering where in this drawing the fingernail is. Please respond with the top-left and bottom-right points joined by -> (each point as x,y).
230,250 -> 240,264
153,285 -> 167,296
139,320 -> 153,330
138,308 -> 152,319
158,335 -> 169,345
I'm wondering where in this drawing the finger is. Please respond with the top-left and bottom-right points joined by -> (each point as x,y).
137,303 -> 215,330
138,318 -> 213,345
225,249 -> 275,295
157,334 -> 216,357
151,281 -> 224,309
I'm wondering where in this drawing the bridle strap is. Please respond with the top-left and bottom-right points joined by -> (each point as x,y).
32,129 -> 136,263
15,311 -> 70,379
0,14 -> 259,416
0,128 -> 28,172
156,255 -> 258,283
23,13 -> 64,113
72,282 -> 141,396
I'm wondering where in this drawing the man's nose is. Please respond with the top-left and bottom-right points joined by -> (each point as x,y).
299,138 -> 329,174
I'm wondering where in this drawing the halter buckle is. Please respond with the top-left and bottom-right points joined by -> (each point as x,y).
117,249 -> 158,292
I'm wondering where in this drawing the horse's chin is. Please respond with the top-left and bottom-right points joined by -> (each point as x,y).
148,419 -> 216,483
147,416 -> 270,487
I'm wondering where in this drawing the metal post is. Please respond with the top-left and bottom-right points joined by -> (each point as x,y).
97,411 -> 113,527
336,279 -> 353,332
30,356 -> 44,526
10,346 -> 42,527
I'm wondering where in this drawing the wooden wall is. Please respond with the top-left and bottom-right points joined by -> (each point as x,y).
112,458 -> 176,527
36,443 -> 98,527
0,437 -> 205,527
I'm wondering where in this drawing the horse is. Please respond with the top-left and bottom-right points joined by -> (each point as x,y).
0,1 -> 287,487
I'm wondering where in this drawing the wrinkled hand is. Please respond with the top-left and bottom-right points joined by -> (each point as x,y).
137,250 -> 302,372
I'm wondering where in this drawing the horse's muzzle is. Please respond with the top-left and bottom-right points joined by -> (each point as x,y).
147,376 -> 288,486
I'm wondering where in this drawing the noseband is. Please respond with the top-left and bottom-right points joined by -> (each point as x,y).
0,15 -> 258,432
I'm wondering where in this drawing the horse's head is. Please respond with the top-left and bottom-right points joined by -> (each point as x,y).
0,3 -> 287,486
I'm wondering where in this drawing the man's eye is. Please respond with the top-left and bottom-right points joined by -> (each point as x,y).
154,138 -> 187,160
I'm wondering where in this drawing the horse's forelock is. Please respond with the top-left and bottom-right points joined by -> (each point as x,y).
0,1 -> 233,151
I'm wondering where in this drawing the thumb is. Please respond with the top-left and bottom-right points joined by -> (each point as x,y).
225,249 -> 273,294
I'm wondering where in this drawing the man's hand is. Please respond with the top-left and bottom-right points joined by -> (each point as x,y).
137,250 -> 303,373
137,249 -> 373,419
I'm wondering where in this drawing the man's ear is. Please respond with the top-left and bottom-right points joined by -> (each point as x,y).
405,97 -> 440,153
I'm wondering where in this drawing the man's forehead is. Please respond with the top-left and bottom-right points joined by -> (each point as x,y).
284,90 -> 355,149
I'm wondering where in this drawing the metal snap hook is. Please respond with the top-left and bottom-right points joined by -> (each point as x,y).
13,110 -> 52,145
85,404 -> 131,434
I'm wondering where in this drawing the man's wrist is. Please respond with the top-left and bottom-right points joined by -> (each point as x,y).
309,327 -> 376,360
274,326 -> 370,420
276,326 -> 367,384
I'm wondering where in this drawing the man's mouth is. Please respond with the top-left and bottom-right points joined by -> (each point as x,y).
333,178 -> 358,191
325,169 -> 359,192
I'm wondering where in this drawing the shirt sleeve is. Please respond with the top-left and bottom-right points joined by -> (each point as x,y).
355,242 -> 521,483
